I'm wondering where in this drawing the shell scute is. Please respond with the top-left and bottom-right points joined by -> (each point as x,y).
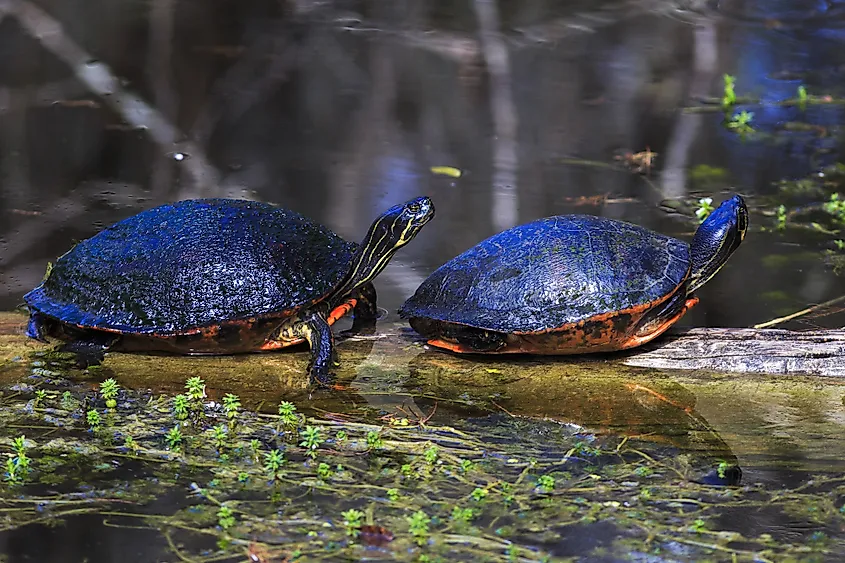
400,215 -> 690,333
25,199 -> 355,334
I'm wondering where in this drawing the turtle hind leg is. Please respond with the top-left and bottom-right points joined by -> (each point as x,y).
60,332 -> 120,369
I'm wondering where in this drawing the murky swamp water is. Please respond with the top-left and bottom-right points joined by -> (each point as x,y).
1,0 -> 845,561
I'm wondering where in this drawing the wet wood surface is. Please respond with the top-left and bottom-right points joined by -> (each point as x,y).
623,327 -> 845,377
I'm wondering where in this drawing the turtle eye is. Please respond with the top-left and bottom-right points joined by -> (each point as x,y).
408,203 -> 421,214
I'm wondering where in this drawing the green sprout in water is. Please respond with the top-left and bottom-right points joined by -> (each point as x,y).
185,376 -> 206,406
33,389 -> 46,408
798,85 -> 808,111
823,193 -> 845,222
212,424 -> 228,451
263,449 -> 286,479
537,475 -> 556,493
776,204 -> 788,230
407,510 -> 431,546
222,393 -> 240,424
299,426 -> 324,459
123,435 -> 138,451
172,394 -> 189,421
217,505 -> 235,531
833,239 -> 845,251
387,488 -> 400,502
316,462 -> 333,480
99,378 -> 120,408
695,197 -> 715,222
278,401 -> 299,429
5,436 -> 31,483
722,74 -> 737,109
366,430 -> 384,451
165,426 -> 183,451
450,506 -> 475,527
471,487 -> 489,502
341,508 -> 364,538
60,390 -> 78,411
424,443 -> 439,465
86,409 -> 101,430
727,110 -> 755,135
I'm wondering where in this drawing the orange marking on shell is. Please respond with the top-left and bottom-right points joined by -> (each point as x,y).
426,338 -> 474,353
258,338 -> 302,350
426,293 -> 697,355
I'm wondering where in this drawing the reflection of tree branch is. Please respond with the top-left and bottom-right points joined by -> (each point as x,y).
147,0 -> 177,198
189,31 -> 298,147
0,0 -> 220,192
473,0 -> 518,231
660,21 -> 717,199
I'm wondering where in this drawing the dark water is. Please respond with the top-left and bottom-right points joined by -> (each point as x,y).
1,0 -> 845,560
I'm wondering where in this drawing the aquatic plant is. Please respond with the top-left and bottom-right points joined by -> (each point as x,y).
366,429 -> 384,451
695,197 -> 715,222
721,74 -> 737,109
299,426 -> 324,459
4,436 -> 31,483
185,376 -> 206,409
99,378 -> 119,408
221,393 -> 240,425
341,508 -> 364,538
263,449 -> 285,479
277,401 -> 299,429
727,110 -> 755,135
407,510 -> 431,546
172,394 -> 189,420
823,193 -> 845,222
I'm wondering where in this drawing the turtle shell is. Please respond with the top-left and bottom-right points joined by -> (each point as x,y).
399,215 -> 690,333
25,199 -> 355,334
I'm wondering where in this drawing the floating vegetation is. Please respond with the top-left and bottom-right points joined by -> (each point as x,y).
1,364 -> 844,562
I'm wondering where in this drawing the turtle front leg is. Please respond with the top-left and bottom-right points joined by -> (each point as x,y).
345,282 -> 378,336
295,311 -> 336,386
26,311 -> 49,342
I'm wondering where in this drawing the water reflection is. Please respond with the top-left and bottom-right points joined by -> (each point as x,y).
0,0 -> 842,330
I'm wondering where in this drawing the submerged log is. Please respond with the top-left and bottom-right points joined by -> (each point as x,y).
623,327 -> 845,376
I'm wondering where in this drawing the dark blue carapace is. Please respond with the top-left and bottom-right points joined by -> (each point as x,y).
26,199 -> 355,333
400,195 -> 747,355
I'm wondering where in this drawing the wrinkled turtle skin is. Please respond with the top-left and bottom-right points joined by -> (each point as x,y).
400,195 -> 747,355
26,197 -> 435,384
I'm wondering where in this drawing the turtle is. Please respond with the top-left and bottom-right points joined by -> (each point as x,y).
399,195 -> 747,355
25,196 -> 434,384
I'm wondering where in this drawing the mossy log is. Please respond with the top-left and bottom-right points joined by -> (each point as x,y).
3,312 -> 844,379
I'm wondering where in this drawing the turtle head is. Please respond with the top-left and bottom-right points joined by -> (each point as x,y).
336,197 -> 435,295
687,194 -> 748,294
